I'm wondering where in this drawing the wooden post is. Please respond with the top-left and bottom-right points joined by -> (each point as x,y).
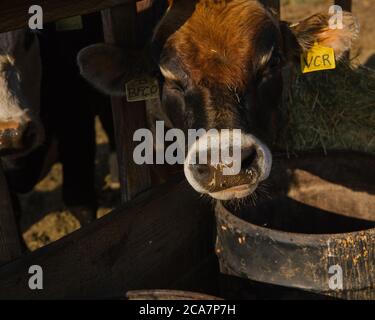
260,0 -> 280,16
101,2 -> 152,202
335,0 -> 352,11
335,0 -> 352,59
0,162 -> 22,265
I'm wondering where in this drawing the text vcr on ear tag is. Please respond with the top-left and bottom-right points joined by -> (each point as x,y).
126,78 -> 159,102
55,16 -> 83,32
301,42 -> 336,74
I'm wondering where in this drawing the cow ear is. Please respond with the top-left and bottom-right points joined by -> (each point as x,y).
78,43 -> 147,96
284,11 -> 359,61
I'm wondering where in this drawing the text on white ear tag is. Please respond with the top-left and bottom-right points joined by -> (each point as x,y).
301,42 -> 336,74
126,78 -> 160,102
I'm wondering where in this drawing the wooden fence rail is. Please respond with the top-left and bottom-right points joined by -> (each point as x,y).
260,0 -> 280,14
0,180 -> 216,299
0,0 -> 353,38
0,0 -> 134,33
335,0 -> 352,11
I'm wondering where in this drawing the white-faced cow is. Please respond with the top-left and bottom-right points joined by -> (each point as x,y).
0,13 -> 116,228
78,0 -> 359,201
0,29 -> 43,157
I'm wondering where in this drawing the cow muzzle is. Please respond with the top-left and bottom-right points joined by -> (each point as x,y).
184,131 -> 272,201
0,119 -> 41,156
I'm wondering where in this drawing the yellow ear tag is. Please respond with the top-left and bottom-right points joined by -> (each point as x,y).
301,42 -> 336,74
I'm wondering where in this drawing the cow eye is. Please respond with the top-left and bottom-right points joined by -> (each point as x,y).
170,81 -> 185,93
268,53 -> 283,69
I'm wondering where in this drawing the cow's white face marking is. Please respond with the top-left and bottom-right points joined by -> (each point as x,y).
0,29 -> 43,156
0,54 -> 28,121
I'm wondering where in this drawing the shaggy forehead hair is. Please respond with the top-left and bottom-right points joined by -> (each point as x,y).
165,0 -> 278,89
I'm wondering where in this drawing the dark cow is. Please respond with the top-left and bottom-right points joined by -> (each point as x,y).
78,0 -> 359,201
1,13 -> 116,228
37,13 -> 116,223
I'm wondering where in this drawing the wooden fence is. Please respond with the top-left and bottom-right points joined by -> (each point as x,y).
0,0 -> 353,200
0,0 -> 353,298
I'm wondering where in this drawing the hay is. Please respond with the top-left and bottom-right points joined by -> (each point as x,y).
280,62 -> 375,155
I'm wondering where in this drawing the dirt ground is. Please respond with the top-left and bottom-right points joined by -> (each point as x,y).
20,1 -> 375,251
20,118 -> 121,251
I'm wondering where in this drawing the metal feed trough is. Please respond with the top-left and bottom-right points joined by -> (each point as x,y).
216,152 -> 375,300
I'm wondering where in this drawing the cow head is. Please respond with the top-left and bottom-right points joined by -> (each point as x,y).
0,29 -> 43,157
78,0 -> 358,201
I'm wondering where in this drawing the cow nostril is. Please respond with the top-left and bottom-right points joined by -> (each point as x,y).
241,147 -> 258,170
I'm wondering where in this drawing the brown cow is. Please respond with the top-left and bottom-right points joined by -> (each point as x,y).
78,0 -> 359,201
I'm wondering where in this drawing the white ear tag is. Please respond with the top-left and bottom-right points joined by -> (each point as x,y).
125,77 -> 160,102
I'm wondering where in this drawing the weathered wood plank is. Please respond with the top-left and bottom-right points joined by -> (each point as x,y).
335,0 -> 352,12
0,162 -> 22,265
260,0 -> 280,15
102,3 -> 154,202
0,0 -> 138,33
335,0 -> 352,60
0,180 -> 216,299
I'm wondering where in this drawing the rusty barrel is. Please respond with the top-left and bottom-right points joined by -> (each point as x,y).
215,152 -> 375,299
